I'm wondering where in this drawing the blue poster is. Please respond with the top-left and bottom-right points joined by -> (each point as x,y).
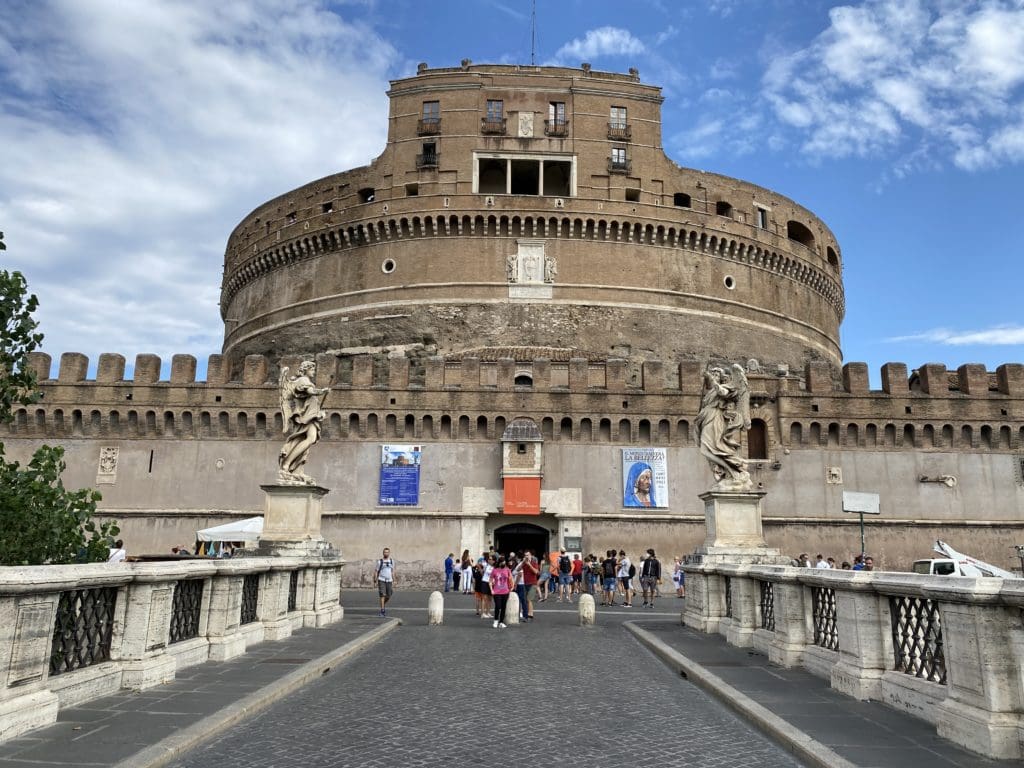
379,444 -> 421,505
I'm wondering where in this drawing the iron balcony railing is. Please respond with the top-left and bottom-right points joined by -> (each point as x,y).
890,595 -> 947,684
416,118 -> 441,135
608,123 -> 632,141
608,158 -> 631,174
544,119 -> 569,137
415,152 -> 439,169
481,117 -> 507,135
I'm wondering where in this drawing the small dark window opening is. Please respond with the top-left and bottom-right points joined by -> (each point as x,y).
389,397 -> 396,405
811,404 -> 819,412
125,392 -> 133,401
514,374 -> 533,386
358,187 -> 375,203
287,211 -> 297,223
625,188 -> 640,202
215,395 -> 222,402
716,201 -> 733,218
516,443 -> 527,454
756,207 -> 768,229
826,246 -> 839,269
322,202 -> 333,213
748,419 -> 768,460
405,183 -> 419,196
148,450 -> 154,473
905,406 -> 912,414
673,193 -> 691,208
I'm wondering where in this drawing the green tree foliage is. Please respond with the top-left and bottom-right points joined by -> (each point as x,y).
0,231 -> 119,565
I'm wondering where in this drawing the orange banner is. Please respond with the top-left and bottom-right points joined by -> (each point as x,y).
503,477 -> 541,514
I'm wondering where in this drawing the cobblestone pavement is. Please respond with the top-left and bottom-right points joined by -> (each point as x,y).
168,590 -> 805,768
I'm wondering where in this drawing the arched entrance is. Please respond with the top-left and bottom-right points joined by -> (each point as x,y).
493,522 -> 549,557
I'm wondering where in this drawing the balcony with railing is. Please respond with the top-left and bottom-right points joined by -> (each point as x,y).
415,152 -> 440,169
543,119 -> 569,137
608,158 -> 631,174
480,117 -> 507,135
416,118 -> 441,136
607,123 -> 632,141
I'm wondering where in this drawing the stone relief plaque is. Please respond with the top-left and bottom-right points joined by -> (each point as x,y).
96,446 -> 118,485
146,587 -> 172,651
8,602 -> 53,686
508,239 -> 554,299
517,112 -> 534,138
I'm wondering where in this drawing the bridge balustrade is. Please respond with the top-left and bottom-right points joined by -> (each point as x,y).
682,562 -> 1024,760
0,555 -> 344,743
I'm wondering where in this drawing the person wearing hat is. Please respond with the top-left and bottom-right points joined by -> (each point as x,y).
640,548 -> 661,608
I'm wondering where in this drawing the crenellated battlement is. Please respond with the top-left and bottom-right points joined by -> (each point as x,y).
8,353 -> 1023,452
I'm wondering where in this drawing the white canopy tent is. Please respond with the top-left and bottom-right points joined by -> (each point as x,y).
195,516 -> 263,543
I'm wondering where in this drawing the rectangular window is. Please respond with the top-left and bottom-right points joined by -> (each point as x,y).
610,106 -> 627,128
756,207 -> 768,229
612,147 -> 626,164
486,100 -> 503,120
419,100 -> 441,135
549,101 -> 566,123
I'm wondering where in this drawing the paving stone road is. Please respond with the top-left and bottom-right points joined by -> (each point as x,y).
168,590 -> 805,768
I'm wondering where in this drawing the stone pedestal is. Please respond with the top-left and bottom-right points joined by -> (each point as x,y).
696,489 -> 781,561
257,484 -> 335,557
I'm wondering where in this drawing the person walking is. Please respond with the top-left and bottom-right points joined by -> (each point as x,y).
556,549 -> 572,602
617,550 -> 633,607
444,552 -> 455,591
480,555 -> 494,618
521,550 -> 539,620
640,548 -> 661,608
489,557 -> 513,629
673,556 -> 686,598
537,557 -> 550,601
376,547 -> 395,617
461,550 -> 473,594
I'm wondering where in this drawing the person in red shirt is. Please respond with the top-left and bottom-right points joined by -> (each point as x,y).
520,550 -> 540,621
571,554 -> 584,595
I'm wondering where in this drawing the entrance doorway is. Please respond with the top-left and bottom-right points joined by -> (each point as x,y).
493,522 -> 549,558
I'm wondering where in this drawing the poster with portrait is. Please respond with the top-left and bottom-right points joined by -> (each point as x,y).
379,444 -> 421,506
622,448 -> 669,508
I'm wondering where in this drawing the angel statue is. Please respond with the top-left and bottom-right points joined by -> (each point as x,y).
695,363 -> 753,492
277,360 -> 331,485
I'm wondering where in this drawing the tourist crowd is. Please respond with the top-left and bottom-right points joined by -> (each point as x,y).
442,547 -> 688,628
792,553 -> 875,570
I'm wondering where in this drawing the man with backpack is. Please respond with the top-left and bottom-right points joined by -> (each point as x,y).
556,548 -> 573,602
600,549 -> 618,606
376,547 -> 396,617
640,548 -> 661,608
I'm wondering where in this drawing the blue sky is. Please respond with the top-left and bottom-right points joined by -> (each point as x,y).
1,0 -> 1022,385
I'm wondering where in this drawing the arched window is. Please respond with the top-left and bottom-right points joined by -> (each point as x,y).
787,220 -> 815,249
716,201 -> 733,218
560,417 -> 573,440
514,374 -> 533,387
673,192 -> 691,208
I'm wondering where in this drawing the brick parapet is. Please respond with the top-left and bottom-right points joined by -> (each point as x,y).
7,354 -> 1022,451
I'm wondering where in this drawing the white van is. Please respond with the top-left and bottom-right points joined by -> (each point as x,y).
912,559 -> 974,576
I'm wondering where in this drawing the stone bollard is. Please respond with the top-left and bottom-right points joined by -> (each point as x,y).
506,592 -> 520,625
579,593 -> 596,626
428,590 -> 444,625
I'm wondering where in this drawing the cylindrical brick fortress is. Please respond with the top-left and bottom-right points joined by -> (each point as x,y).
220,63 -> 843,373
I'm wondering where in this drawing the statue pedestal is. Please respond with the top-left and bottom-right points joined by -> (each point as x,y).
684,488 -> 786,634
695,489 -> 782,564
256,484 -> 336,557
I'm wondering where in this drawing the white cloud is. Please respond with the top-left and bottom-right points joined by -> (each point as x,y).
761,1 -> 1024,168
550,27 -> 645,64
888,326 -> 1024,346
0,0 -> 399,371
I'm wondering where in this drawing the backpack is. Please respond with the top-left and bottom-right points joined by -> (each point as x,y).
558,555 -> 571,574
628,563 -> 636,578
602,559 -> 616,578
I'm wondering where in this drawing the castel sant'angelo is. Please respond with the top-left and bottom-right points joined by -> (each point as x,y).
8,62 -> 1024,579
